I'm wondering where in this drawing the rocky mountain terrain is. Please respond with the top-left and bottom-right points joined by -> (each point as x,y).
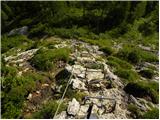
2,36 -> 159,119
1,1 -> 159,119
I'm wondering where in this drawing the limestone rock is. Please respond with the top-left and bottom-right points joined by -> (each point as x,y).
8,26 -> 28,36
86,70 -> 104,81
67,98 -> 80,116
27,93 -> 32,100
72,78 -> 87,90
54,111 -> 67,119
78,105 -> 89,117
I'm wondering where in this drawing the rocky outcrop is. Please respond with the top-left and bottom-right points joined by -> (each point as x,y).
72,78 -> 87,90
8,26 -> 28,36
67,98 -> 80,116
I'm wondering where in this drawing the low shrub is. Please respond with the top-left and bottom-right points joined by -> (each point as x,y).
124,81 -> 159,104
139,69 -> 155,79
141,108 -> 159,119
30,48 -> 70,71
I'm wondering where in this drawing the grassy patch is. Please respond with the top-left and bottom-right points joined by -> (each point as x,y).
127,104 -> 141,118
116,45 -> 158,64
115,68 -> 139,83
2,35 -> 32,54
99,46 -> 114,56
141,108 -> 159,119
30,48 -> 70,71
107,56 -> 132,69
124,81 -> 159,104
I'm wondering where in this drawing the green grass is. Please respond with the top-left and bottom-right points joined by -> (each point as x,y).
1,35 -> 32,54
141,108 -> 159,119
30,47 -> 70,71
127,104 -> 141,118
99,46 -> 114,56
115,68 -> 139,83
117,45 -> 158,64
124,81 -> 159,104
107,56 -> 132,69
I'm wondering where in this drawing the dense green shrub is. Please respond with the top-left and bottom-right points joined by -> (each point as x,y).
107,56 -> 132,69
30,48 -> 70,71
139,69 -> 155,79
124,81 -> 159,104
33,100 -> 67,119
29,23 -> 46,37
115,68 -> 139,83
141,108 -> 159,119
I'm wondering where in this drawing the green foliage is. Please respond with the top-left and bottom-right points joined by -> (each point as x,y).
1,65 -> 17,78
46,27 -> 89,39
140,50 -> 158,62
124,81 -> 159,104
127,104 -> 141,118
117,46 -> 158,64
117,46 -> 141,64
2,102 -> 22,119
29,23 -> 46,37
20,18 -> 33,26
107,56 -> 132,69
141,108 -> 159,119
30,48 -> 70,71
33,100 -> 67,119
139,69 -> 155,79
1,35 -> 31,53
99,46 -> 114,56
2,67 -> 43,119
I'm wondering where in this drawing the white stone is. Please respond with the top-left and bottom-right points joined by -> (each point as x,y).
86,71 -> 104,81
27,93 -> 32,100
54,111 -> 67,119
67,98 -> 80,116
72,78 -> 87,90
78,105 -> 89,117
